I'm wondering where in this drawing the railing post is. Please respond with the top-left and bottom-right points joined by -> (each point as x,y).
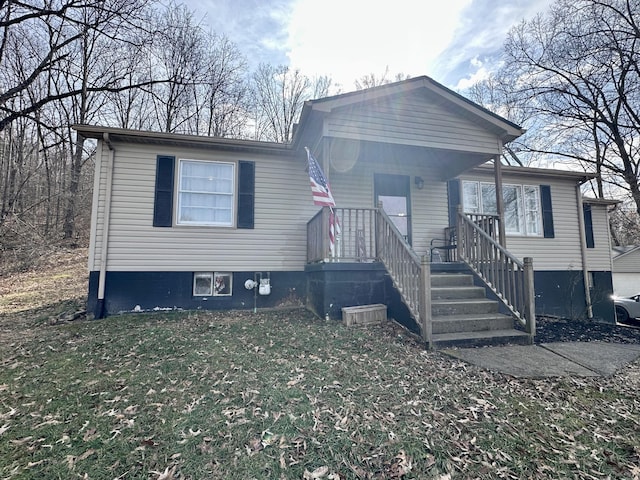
456,205 -> 463,261
419,255 -> 432,348
523,257 -> 536,338
321,206 -> 330,261
375,201 -> 383,260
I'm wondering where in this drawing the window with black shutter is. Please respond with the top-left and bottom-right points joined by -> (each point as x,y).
237,161 -> 255,229
583,203 -> 595,248
153,155 -> 175,227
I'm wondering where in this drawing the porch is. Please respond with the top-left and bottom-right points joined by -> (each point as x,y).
306,206 -> 536,349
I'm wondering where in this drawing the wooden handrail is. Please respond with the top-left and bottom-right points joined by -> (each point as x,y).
376,208 -> 431,344
457,210 -> 536,336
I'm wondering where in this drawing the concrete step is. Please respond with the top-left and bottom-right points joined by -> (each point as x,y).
432,298 -> 499,316
432,313 -> 514,334
431,329 -> 532,349
431,286 -> 486,300
431,273 -> 473,287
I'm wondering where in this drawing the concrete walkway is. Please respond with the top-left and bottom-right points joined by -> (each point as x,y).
442,341 -> 640,378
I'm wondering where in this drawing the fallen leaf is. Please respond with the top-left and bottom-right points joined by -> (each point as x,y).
150,465 -> 177,480
304,466 -> 329,479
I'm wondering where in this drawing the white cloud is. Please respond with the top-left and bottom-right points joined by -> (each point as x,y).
184,0 -> 556,91
454,57 -> 492,90
285,0 -> 473,89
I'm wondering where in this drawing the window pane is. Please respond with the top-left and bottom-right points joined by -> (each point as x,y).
194,272 -> 213,296
178,160 -> 234,225
524,186 -> 541,235
480,184 -> 497,215
462,182 -> 479,213
213,273 -> 232,296
379,195 -> 408,238
503,185 -> 522,234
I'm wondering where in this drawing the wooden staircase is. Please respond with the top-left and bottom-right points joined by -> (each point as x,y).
430,267 -> 531,349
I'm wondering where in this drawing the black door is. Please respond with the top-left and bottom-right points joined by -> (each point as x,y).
374,174 -> 411,245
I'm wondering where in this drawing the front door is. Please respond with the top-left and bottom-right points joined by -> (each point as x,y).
374,174 -> 412,245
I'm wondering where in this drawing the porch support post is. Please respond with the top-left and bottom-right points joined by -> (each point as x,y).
419,255 -> 432,348
494,153 -> 507,248
523,257 -> 536,338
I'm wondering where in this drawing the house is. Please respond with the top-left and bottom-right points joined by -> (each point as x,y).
612,245 -> 640,296
74,76 -> 616,348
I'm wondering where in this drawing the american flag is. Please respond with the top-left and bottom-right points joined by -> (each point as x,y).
305,147 -> 340,256
306,147 -> 335,207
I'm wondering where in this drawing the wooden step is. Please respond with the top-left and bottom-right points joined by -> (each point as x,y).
432,313 -> 514,334
431,286 -> 486,300
431,329 -> 532,349
432,298 -> 498,316
431,273 -> 473,287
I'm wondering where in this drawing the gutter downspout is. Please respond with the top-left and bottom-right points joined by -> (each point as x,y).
576,180 -> 593,319
96,133 -> 115,319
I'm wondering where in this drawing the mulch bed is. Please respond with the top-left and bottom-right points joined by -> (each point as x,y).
534,316 -> 640,344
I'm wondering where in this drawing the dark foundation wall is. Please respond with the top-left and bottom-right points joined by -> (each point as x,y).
533,270 -> 615,324
304,263 -> 421,333
87,267 -> 616,325
88,271 -> 307,318
305,263 -> 389,320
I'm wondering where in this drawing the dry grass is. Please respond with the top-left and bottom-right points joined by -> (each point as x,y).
0,248 -> 87,315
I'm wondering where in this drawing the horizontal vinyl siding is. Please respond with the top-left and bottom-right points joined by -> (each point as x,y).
95,143 -> 317,272
88,142 -> 109,271
613,250 -> 640,273
329,156 -> 449,257
326,91 -> 501,154
459,171 -> 584,271
585,204 -> 613,271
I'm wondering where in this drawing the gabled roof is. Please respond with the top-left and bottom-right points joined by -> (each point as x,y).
293,75 -> 526,149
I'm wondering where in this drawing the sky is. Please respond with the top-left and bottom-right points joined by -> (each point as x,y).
189,0 -> 555,92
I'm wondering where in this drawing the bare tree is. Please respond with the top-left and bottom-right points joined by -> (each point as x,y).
0,0 -> 158,132
144,3 -> 203,133
252,65 -> 335,142
140,3 -> 250,137
493,0 -> 640,215
354,67 -> 411,90
0,0 -> 159,245
190,34 -> 250,138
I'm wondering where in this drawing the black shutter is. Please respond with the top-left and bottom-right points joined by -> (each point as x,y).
447,179 -> 461,227
540,185 -> 554,238
583,203 -> 595,248
237,161 -> 255,229
153,155 -> 175,227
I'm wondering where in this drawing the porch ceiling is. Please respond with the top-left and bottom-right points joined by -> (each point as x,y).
325,139 -> 493,181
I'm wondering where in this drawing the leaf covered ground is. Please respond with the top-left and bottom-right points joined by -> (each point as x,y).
0,252 -> 639,479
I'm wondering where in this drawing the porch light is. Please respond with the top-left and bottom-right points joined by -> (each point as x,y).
414,176 -> 424,189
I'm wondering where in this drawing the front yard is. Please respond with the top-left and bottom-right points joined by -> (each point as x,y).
0,251 -> 639,479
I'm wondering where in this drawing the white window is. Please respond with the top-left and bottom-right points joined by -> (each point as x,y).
193,272 -> 232,296
462,181 -> 542,236
524,186 -> 541,235
178,160 -> 234,226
